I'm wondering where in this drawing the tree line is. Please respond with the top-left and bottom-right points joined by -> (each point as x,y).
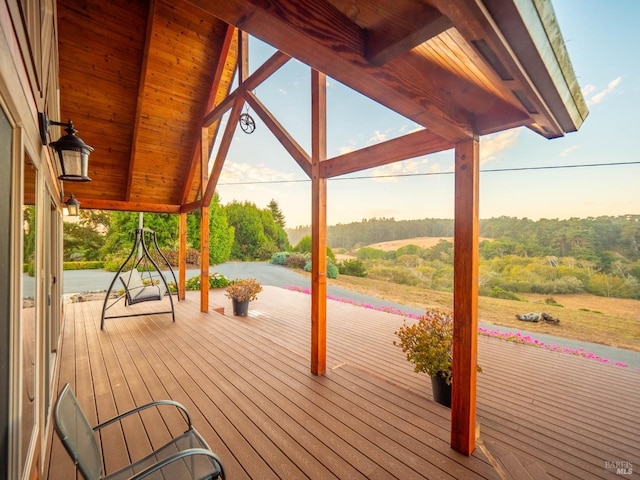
288,215 -> 640,265
287,215 -> 639,299
63,195 -> 290,267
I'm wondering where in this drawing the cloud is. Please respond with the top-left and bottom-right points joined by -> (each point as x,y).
480,129 -> 520,165
369,158 -> 431,183
584,77 -> 621,106
581,84 -> 595,97
219,161 -> 297,188
367,130 -> 387,144
560,145 -> 579,157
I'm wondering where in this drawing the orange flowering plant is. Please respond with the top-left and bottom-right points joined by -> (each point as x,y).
224,278 -> 262,302
394,309 -> 481,385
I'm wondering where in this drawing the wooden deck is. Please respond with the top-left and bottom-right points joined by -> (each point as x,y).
45,287 -> 640,479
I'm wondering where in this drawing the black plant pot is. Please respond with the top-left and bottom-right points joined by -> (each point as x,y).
232,299 -> 250,317
431,373 -> 452,408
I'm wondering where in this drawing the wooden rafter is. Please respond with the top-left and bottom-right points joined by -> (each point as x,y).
321,129 -> 451,178
432,0 -> 562,137
186,0 -> 475,141
125,0 -> 157,201
202,50 -> 291,127
244,91 -> 312,178
181,24 -> 237,205
201,95 -> 245,207
366,5 -> 453,65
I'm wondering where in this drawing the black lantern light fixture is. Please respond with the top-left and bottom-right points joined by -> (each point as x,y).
64,193 -> 81,217
38,112 -> 93,182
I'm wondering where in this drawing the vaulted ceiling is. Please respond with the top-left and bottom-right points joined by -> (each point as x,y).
55,0 -> 587,213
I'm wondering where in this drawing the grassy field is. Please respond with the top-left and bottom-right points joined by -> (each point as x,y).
326,274 -> 640,352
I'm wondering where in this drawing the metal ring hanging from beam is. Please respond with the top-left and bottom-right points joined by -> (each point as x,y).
239,112 -> 256,134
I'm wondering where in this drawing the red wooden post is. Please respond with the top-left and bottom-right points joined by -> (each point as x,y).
311,69 -> 327,375
451,136 -> 479,455
178,212 -> 187,301
200,132 -> 210,313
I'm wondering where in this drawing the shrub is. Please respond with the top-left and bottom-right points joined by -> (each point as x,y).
487,286 -> 522,301
103,254 -> 128,272
186,248 -> 200,265
368,266 -> 421,286
327,262 -> 339,279
285,253 -> 308,269
303,260 -> 340,279
545,297 -> 563,307
63,261 -> 105,271
185,272 -> 230,290
338,259 -> 367,277
271,251 -> 290,265
357,247 -> 385,261
394,309 -> 482,385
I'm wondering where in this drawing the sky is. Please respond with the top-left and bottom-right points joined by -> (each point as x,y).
212,0 -> 640,229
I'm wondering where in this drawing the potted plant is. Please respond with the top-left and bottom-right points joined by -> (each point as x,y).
225,278 -> 262,317
394,309 -> 481,407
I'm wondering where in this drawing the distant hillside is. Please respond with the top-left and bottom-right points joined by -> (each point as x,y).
287,217 -> 454,249
366,237 -> 453,251
287,215 -> 640,264
366,237 -> 492,251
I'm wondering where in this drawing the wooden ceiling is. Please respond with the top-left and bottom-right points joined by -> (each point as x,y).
55,0 -> 587,213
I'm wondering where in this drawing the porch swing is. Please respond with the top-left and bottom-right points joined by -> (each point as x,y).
100,228 -> 177,330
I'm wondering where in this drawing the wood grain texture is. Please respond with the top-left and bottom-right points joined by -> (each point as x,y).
47,288 -> 639,479
452,137 -> 480,455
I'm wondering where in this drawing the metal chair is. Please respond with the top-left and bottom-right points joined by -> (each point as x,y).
53,383 -> 225,480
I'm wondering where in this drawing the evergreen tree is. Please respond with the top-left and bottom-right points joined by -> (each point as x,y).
267,198 -> 286,227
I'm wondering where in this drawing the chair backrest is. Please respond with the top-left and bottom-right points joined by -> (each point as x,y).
53,384 -> 103,479
119,268 -> 144,301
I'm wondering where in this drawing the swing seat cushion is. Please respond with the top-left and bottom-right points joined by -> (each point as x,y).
120,268 -> 167,305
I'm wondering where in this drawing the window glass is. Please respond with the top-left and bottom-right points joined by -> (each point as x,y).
21,156 -> 37,474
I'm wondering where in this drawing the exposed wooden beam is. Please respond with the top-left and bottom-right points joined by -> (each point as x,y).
433,0 -> 563,138
180,200 -> 201,214
178,212 -> 187,301
200,130 -> 210,313
202,50 -> 291,127
181,24 -> 237,205
187,0 -> 474,141
78,198 -> 181,213
126,0 -> 156,201
245,91 -> 312,178
310,69 -> 327,376
451,136 -> 479,455
201,95 -> 245,206
366,6 -> 452,65
239,29 -> 249,83
321,129 -> 451,178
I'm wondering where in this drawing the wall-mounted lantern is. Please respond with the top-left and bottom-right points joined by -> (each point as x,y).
38,112 -> 93,182
64,193 -> 81,216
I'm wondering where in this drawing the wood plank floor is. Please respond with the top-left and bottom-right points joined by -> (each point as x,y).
45,287 -> 640,479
